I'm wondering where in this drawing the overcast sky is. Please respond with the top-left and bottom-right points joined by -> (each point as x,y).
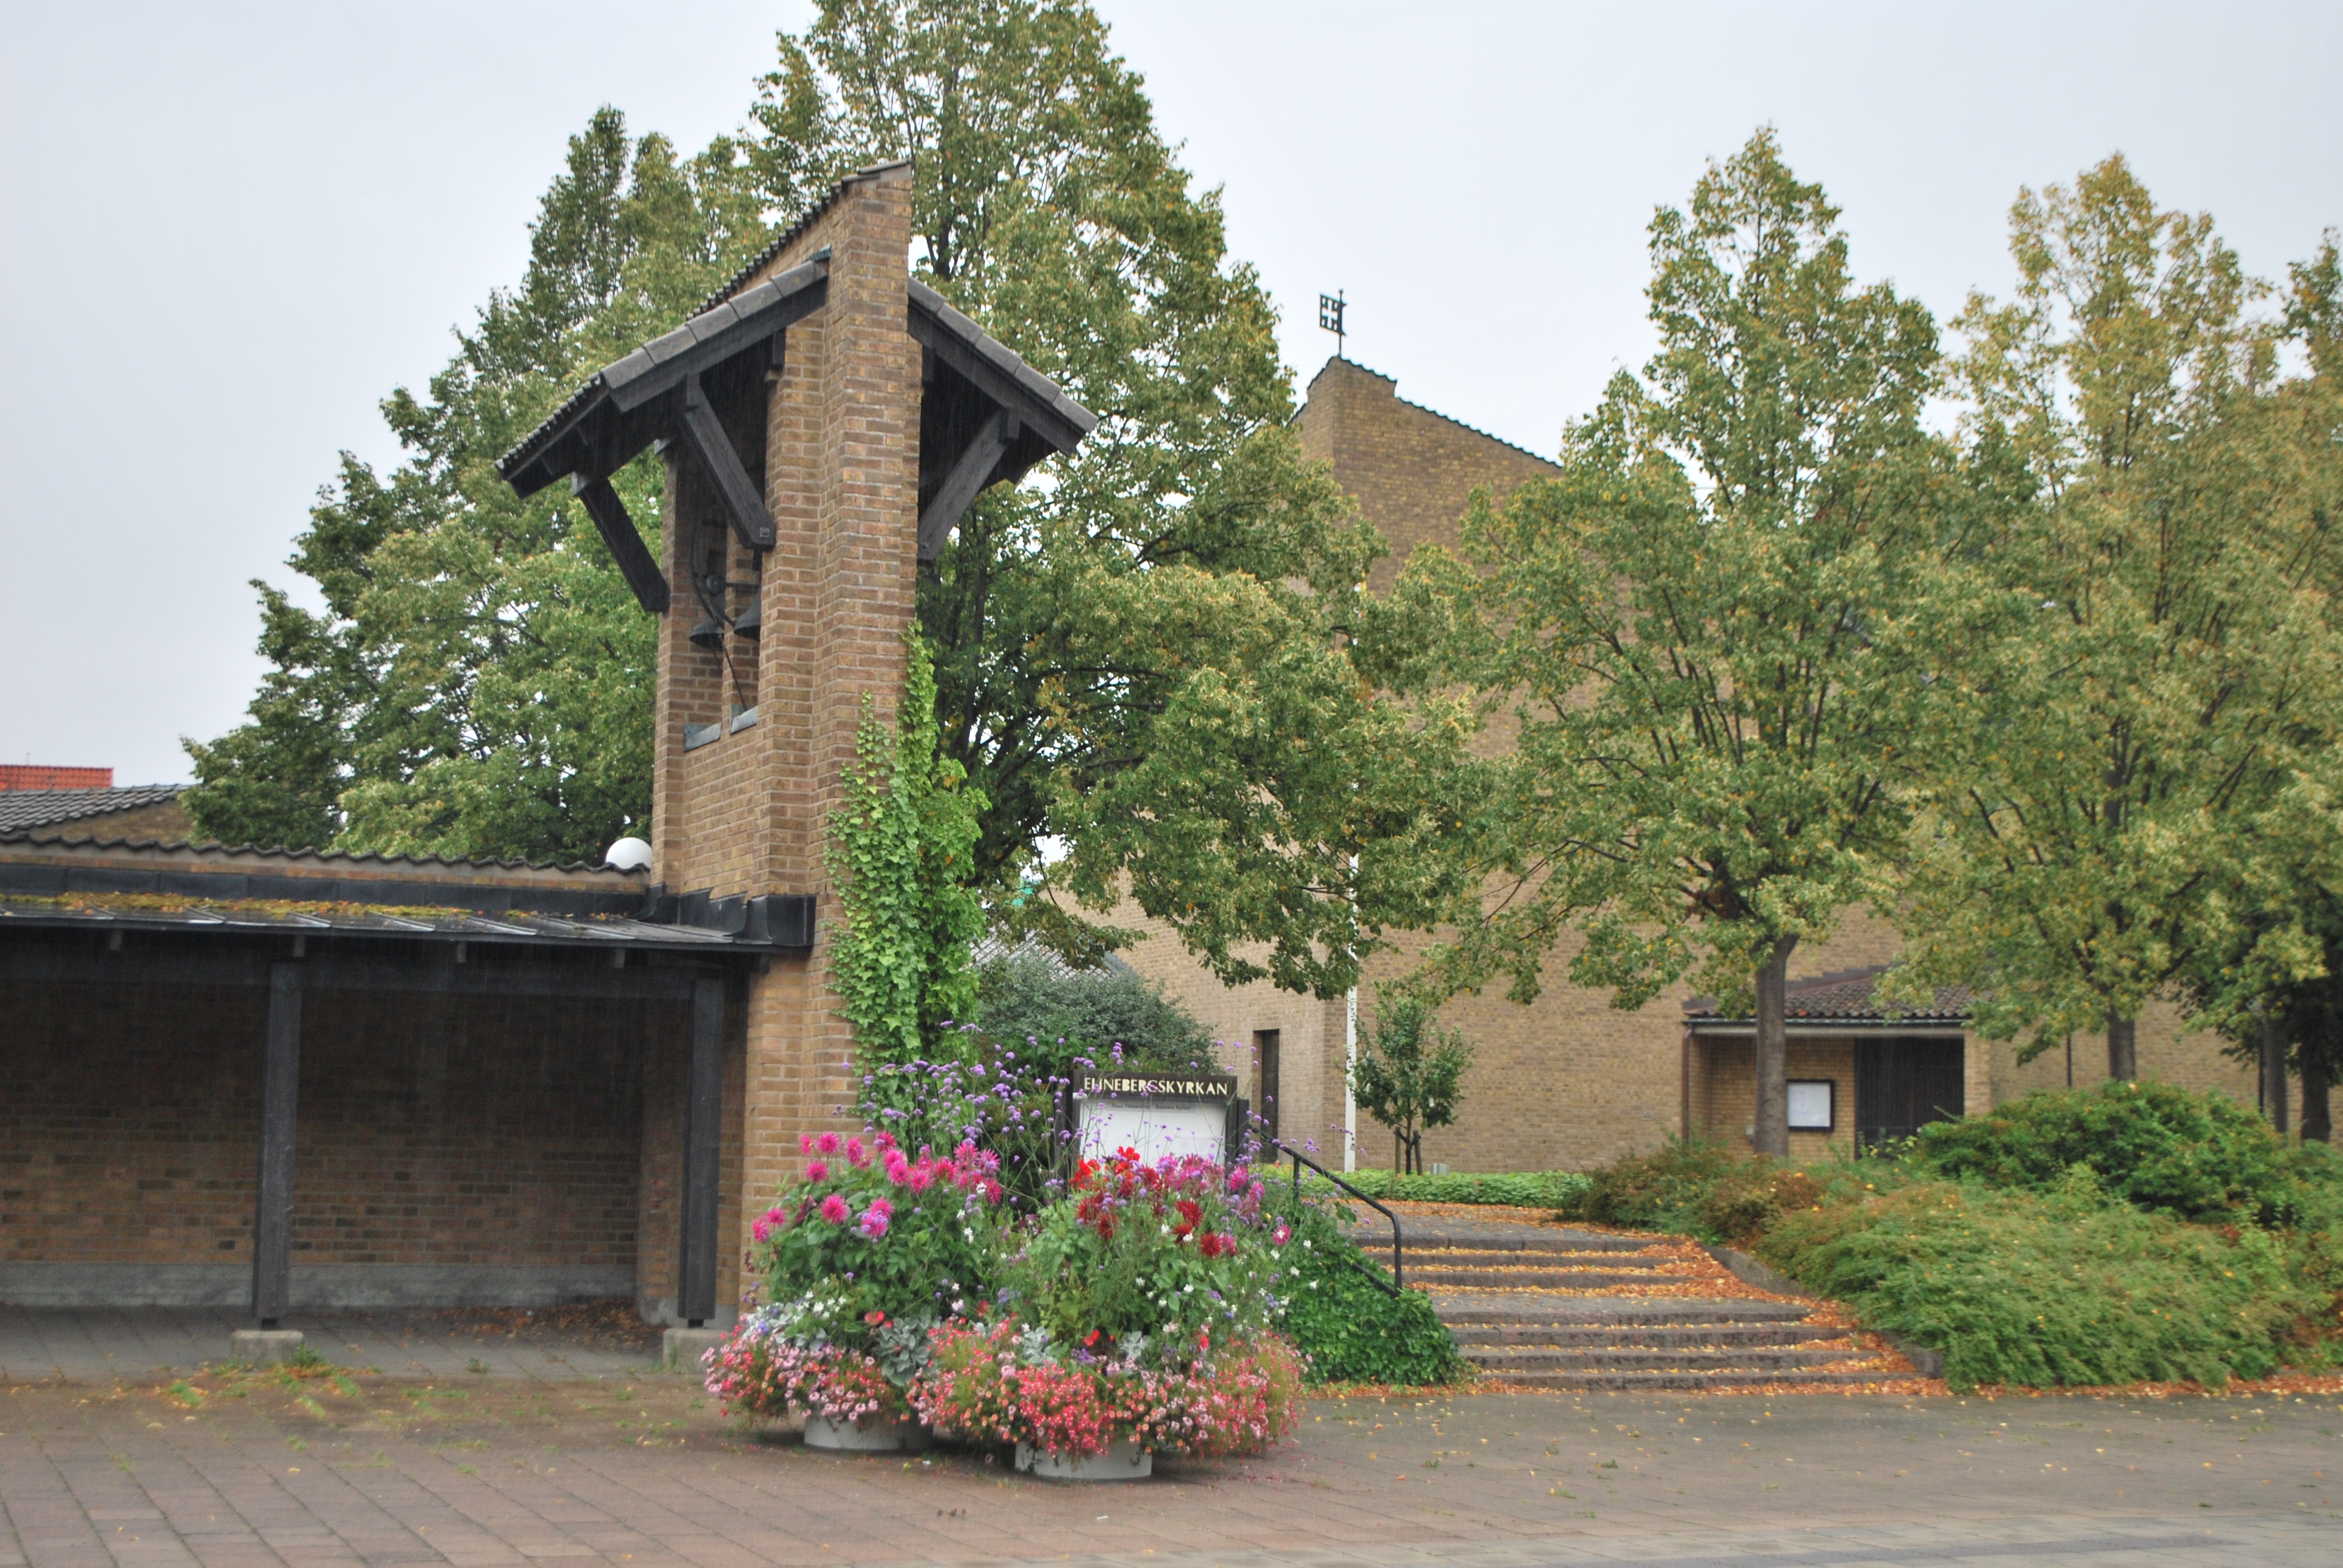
4,2 -> 2338,786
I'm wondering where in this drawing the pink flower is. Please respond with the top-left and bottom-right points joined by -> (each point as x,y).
866,1196 -> 894,1219
845,1136 -> 868,1167
906,1163 -> 936,1193
1228,1166 -> 1249,1191
859,1206 -> 891,1239
801,1134 -> 816,1154
805,1159 -> 830,1181
981,1178 -> 1004,1204
819,1193 -> 850,1224
1270,1223 -> 1291,1246
751,1206 -> 788,1243
815,1131 -> 841,1155
885,1154 -> 911,1184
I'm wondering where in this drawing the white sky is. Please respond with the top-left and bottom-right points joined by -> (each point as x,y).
3,1 -> 2338,786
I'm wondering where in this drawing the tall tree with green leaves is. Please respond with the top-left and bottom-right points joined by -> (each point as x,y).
769,0 -> 1444,990
1896,161 -> 2343,1082
189,3 -> 1442,1002
1372,131 -> 1972,1155
183,109 -> 798,861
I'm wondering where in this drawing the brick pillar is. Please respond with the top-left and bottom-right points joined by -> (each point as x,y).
646,162 -> 921,1313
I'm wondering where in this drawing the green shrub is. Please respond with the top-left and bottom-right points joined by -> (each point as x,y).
1332,1169 -> 1593,1210
1757,1168 -> 2319,1391
1267,1195 -> 1464,1387
973,947 -> 1215,1078
1575,1135 -> 1752,1233
1912,1080 -> 2304,1225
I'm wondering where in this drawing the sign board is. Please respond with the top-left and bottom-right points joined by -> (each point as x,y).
1072,1071 -> 1239,1167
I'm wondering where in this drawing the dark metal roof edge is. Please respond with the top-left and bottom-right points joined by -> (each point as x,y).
0,903 -> 775,954
0,828 -> 638,878
906,279 -> 1098,442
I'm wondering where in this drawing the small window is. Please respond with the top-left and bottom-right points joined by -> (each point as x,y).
1787,1079 -> 1835,1131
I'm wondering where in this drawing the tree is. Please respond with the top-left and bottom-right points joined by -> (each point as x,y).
1375,131 -> 1968,1155
1351,997 -> 1472,1175
1897,160 -> 2343,1080
190,2 -> 1437,996
971,945 -> 1216,1076
773,0 -> 1444,990
828,639 -> 989,1066
184,109 -> 793,860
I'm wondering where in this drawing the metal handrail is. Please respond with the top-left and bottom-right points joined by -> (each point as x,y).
1267,1138 -> 1403,1293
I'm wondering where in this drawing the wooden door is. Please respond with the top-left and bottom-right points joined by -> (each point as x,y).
1853,1037 -> 1965,1155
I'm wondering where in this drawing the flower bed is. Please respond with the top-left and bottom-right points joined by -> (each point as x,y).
709,1140 -> 1306,1465
914,1315 -> 1300,1459
708,1132 -> 1009,1423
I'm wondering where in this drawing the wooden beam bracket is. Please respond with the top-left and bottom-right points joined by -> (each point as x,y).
677,373 -> 776,550
571,474 -> 671,613
918,410 -> 1018,561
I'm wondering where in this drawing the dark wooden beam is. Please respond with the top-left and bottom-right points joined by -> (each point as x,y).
678,978 -> 724,1326
252,962 -> 302,1326
677,373 -> 775,550
918,410 -> 1017,561
0,943 -> 736,999
571,475 -> 670,613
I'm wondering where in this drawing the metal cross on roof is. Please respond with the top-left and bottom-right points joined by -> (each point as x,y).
1319,290 -> 1345,359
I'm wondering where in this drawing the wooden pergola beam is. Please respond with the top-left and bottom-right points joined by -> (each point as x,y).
252,962 -> 302,1326
678,978 -> 724,1326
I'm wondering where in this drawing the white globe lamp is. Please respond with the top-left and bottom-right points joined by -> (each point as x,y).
604,836 -> 653,872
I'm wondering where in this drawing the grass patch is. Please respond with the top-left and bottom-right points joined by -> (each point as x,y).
1330,1169 -> 1594,1209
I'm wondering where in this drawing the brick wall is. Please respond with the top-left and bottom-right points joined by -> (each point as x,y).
0,977 -> 671,1275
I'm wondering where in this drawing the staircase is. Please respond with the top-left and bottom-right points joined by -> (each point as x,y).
1344,1209 -> 1912,1391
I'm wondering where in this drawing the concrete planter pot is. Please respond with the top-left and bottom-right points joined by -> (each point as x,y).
1015,1439 -> 1152,1480
804,1415 -> 928,1452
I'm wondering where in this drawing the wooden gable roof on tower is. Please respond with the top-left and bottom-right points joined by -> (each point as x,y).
494,161 -> 1096,611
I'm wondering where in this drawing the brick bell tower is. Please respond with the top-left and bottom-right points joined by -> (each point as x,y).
497,160 -> 1095,1321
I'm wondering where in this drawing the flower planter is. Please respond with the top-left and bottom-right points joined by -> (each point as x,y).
1015,1439 -> 1152,1480
804,1415 -> 929,1453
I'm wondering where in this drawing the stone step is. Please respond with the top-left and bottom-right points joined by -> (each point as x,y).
1447,1321 -> 1853,1350
1406,1266 -> 1681,1289
1369,1229 -> 1659,1256
1406,1246 -> 1675,1268
1429,1294 -> 1815,1327
1486,1367 -> 1903,1391
1463,1345 -> 1861,1374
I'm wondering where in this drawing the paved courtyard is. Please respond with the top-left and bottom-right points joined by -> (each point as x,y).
2,1312 -> 2338,1568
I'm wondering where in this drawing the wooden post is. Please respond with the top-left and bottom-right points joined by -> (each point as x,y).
252,962 -> 302,1327
679,977 -> 724,1326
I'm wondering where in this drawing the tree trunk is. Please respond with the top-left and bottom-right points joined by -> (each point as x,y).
2260,1012 -> 2290,1135
1752,936 -> 1797,1158
2304,1056 -> 2332,1145
2106,1011 -> 2137,1081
